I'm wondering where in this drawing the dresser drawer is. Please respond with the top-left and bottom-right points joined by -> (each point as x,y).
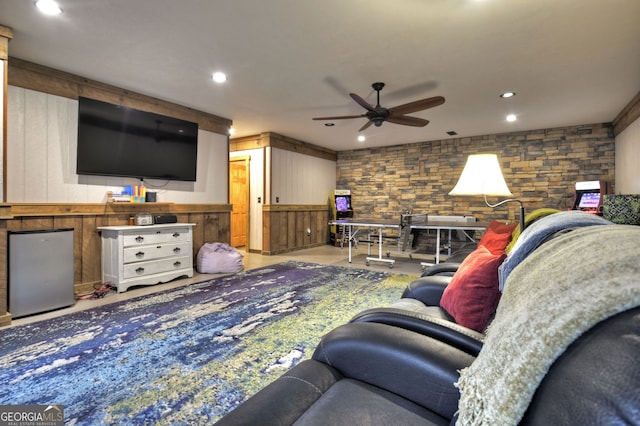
123,227 -> 191,246
123,242 -> 190,264
123,255 -> 192,279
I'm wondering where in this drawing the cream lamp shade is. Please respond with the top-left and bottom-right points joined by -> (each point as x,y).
449,154 -> 513,197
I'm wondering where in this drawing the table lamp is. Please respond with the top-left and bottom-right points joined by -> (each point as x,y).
449,154 -> 526,231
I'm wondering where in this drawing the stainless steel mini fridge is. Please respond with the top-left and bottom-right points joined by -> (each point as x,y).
8,228 -> 75,318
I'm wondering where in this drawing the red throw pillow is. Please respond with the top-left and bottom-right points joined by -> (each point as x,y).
478,220 -> 517,254
440,245 -> 507,332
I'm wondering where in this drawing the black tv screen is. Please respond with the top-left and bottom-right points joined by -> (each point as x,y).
77,97 -> 199,181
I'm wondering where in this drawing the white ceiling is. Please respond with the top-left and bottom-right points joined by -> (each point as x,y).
1,0 -> 639,151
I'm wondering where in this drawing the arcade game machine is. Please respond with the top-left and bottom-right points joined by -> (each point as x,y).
329,189 -> 354,245
572,180 -> 611,215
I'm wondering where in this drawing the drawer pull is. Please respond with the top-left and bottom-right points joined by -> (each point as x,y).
173,247 -> 181,253
173,261 -> 182,267
135,267 -> 145,274
135,251 -> 145,258
135,236 -> 144,243
172,232 -> 181,238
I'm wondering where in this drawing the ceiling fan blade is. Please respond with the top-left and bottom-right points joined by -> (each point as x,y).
358,120 -> 374,132
388,96 -> 445,115
312,114 -> 366,121
350,93 -> 376,112
386,115 -> 430,127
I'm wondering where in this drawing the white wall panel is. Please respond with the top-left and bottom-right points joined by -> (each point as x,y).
271,147 -> 336,204
7,86 -> 228,203
7,86 -> 26,201
24,89 -> 48,201
47,94 -> 76,201
615,116 -> 640,194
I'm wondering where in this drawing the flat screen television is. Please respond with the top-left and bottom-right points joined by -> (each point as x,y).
77,97 -> 199,181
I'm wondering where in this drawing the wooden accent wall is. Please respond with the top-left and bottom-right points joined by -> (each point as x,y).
0,203 -> 230,326
262,205 -> 329,255
0,26 -> 11,59
613,91 -> 640,137
8,58 -> 232,135
231,132 -> 337,161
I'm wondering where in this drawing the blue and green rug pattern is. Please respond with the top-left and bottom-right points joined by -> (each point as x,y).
0,261 -> 416,425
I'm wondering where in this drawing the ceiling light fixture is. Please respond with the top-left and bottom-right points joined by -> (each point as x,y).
500,92 -> 516,98
506,114 -> 517,122
35,0 -> 63,15
211,72 -> 227,83
228,127 -> 236,135
324,123 -> 335,127
357,135 -> 366,142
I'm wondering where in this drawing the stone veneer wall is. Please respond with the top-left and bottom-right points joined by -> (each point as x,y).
336,123 -> 615,224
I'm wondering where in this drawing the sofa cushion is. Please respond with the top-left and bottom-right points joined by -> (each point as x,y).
477,220 -> 517,254
439,245 -> 506,332
389,298 -> 455,322
295,379 -> 451,426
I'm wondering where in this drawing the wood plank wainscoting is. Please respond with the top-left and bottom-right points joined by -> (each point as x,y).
262,204 -> 329,255
0,203 -> 231,326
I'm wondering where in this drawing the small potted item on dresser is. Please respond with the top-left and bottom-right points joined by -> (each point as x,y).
134,213 -> 154,226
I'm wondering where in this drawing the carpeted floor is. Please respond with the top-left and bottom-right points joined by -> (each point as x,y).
0,261 -> 416,425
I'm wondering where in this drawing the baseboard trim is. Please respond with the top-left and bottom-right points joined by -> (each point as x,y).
0,312 -> 13,327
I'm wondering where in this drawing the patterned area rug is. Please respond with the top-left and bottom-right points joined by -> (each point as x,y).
0,261 -> 416,425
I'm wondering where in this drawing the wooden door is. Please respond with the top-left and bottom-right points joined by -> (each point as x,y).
230,157 -> 250,248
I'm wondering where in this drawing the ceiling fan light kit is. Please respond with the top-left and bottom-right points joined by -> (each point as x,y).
313,82 -> 445,132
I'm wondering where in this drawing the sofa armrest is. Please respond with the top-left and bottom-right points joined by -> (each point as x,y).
350,307 -> 484,356
422,262 -> 461,277
312,322 -> 475,419
216,359 -> 343,425
402,275 -> 452,305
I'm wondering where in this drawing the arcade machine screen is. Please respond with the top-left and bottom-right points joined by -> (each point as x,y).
578,192 -> 600,209
335,196 -> 351,212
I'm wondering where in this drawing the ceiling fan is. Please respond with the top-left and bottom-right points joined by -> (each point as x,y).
312,82 -> 445,132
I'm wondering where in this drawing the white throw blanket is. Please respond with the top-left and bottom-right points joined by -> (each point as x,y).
455,225 -> 640,425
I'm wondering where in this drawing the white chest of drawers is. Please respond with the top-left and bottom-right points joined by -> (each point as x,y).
98,223 -> 195,292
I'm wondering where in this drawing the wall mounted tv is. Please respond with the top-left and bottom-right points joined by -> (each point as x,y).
76,97 -> 199,182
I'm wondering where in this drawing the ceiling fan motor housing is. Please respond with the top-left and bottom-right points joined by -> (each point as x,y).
367,108 -> 389,126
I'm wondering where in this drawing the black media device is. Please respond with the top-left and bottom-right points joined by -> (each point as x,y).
76,97 -> 199,182
154,214 -> 178,224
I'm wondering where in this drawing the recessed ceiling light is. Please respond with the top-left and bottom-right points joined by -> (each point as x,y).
500,92 -> 516,98
228,127 -> 236,135
447,131 -> 458,136
35,0 -> 63,15
357,135 -> 366,142
506,114 -> 517,122
211,72 -> 227,83
324,123 -> 335,127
